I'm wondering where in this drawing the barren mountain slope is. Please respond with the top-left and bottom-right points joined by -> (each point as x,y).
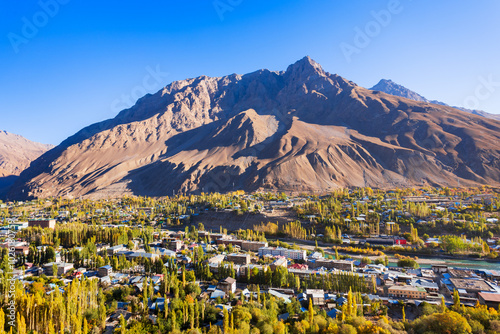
9,57 -> 500,199
0,131 -> 53,177
0,131 -> 53,197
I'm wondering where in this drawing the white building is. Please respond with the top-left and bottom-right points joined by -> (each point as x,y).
258,247 -> 307,260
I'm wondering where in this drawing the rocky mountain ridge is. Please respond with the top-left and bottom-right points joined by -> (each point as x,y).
8,57 -> 500,199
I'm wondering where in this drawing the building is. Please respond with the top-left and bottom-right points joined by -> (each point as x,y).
305,289 -> 325,306
107,245 -> 127,256
226,253 -> 251,265
410,279 -> 439,293
218,277 -> 236,294
364,238 -> 395,246
478,292 -> 500,309
98,265 -> 113,277
307,259 -> 353,271
207,254 -> 226,265
28,219 -> 56,229
387,285 -> 427,299
241,240 -> 268,251
10,222 -> 28,231
432,264 -> 448,274
163,238 -> 182,251
215,238 -> 268,251
198,231 -> 210,238
13,246 -> 29,256
258,247 -> 307,260
449,278 -> 496,297
43,262 -> 73,276
394,236 -> 407,245
270,257 -> 288,270
240,264 -> 266,277
128,251 -> 160,261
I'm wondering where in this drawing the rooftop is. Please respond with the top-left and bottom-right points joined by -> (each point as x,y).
479,292 -> 500,302
449,278 -> 495,292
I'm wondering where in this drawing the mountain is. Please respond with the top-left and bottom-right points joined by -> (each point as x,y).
370,79 -> 500,121
0,131 -> 53,197
8,57 -> 500,199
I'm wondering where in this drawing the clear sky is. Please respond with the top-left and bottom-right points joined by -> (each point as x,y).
1,0 -> 499,145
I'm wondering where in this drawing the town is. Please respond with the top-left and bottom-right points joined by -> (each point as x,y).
1,187 -> 499,333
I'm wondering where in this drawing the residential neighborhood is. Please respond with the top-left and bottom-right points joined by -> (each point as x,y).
0,187 -> 499,333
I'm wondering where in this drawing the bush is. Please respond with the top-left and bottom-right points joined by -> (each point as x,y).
338,324 -> 357,334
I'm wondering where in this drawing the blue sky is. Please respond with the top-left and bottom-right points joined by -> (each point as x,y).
1,0 -> 499,145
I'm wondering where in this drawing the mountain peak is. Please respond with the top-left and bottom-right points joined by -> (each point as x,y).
376,79 -> 395,85
370,79 -> 428,102
286,56 -> 324,76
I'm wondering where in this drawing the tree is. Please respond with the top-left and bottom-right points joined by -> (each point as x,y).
441,296 -> 447,313
223,307 -> 229,333
308,299 -> 314,331
45,246 -> 56,263
410,311 -> 472,334
83,318 -> 88,334
453,289 -> 461,310
119,314 -> 126,334
0,308 -> 4,334
16,313 -> 26,334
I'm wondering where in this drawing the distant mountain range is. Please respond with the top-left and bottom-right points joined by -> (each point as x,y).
7,57 -> 500,199
370,79 -> 500,121
0,131 -> 53,197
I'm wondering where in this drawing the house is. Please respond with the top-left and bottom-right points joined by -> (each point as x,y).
163,238 -> 182,251
327,308 -> 341,319
478,292 -> 500,309
270,257 -> 288,270
218,277 -> 236,294
13,246 -> 29,256
178,255 -> 191,264
152,247 -> 176,258
210,289 -> 226,299
98,265 -> 113,278
100,276 -> 111,285
149,297 -> 167,311
268,289 -> 291,303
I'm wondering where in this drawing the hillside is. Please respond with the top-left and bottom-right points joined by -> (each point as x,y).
0,131 -> 53,197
